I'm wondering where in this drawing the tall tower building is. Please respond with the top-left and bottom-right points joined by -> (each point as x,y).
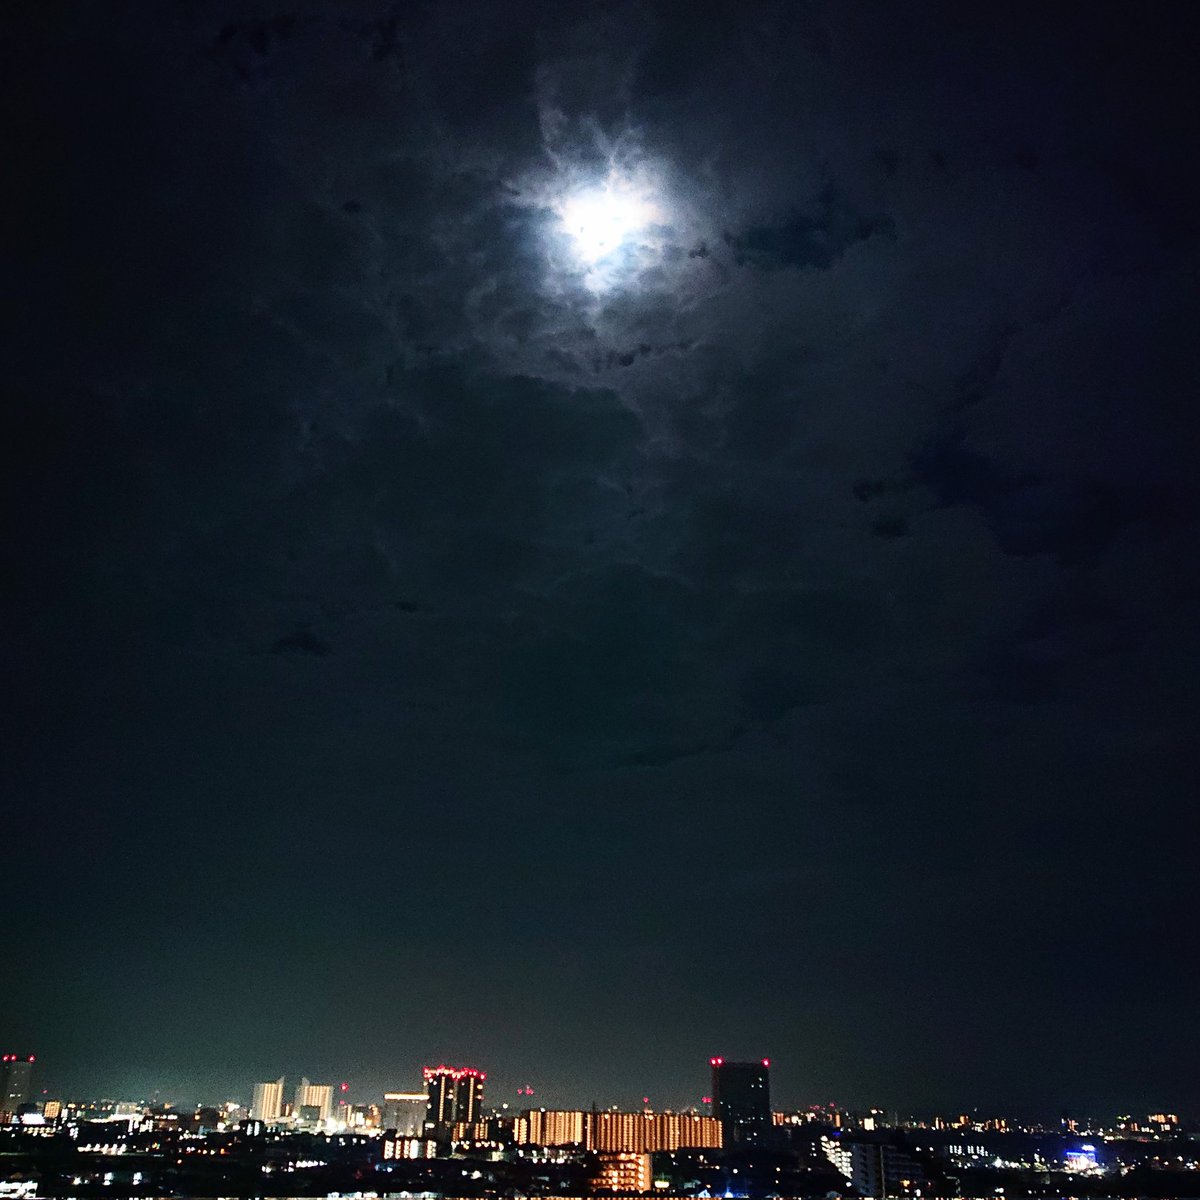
1,1056 -> 35,1122
423,1066 -> 485,1130
710,1057 -> 771,1146
425,1069 -> 456,1126
455,1069 -> 484,1123
250,1078 -> 284,1124
294,1078 -> 334,1122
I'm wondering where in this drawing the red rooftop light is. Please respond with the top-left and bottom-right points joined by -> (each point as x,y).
422,1064 -> 486,1081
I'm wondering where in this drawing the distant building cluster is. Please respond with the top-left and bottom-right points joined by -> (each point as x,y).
245,1062 -> 723,1156
3,1050 -> 1198,1198
247,1075 -> 341,1129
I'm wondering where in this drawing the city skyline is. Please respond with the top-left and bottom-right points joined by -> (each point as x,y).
5,1064 -> 1197,1200
6,1053 -> 1193,1130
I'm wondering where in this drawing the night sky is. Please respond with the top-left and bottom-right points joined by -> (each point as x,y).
5,2 -> 1198,1117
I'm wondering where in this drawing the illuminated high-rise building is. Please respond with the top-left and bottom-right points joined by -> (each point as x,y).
422,1066 -> 485,1129
455,1070 -> 484,1123
293,1078 -> 333,1122
424,1068 -> 456,1126
382,1092 -> 427,1136
1,1056 -> 34,1123
250,1078 -> 285,1124
710,1057 -> 771,1145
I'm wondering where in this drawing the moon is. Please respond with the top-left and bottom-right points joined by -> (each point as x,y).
558,178 -> 661,266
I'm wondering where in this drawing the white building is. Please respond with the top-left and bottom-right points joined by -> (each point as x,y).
250,1078 -> 284,1124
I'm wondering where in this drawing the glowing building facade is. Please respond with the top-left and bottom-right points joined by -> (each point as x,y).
294,1078 -> 333,1122
526,1108 -> 587,1146
250,1078 -> 284,1124
593,1151 -> 653,1192
518,1109 -> 721,1151
647,1112 -> 723,1151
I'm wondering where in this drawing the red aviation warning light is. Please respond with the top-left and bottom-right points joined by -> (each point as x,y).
422,1065 -> 487,1081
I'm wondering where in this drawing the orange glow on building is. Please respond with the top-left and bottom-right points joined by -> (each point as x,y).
518,1109 -> 721,1151
593,1151 -> 653,1192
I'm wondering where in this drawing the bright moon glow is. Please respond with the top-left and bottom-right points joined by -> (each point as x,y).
559,182 -> 659,265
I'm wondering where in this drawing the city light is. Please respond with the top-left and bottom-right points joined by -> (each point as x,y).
4,1054 -> 1196,1197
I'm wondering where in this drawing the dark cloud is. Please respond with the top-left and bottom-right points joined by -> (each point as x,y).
723,189 -> 895,271
912,434 -> 1183,564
